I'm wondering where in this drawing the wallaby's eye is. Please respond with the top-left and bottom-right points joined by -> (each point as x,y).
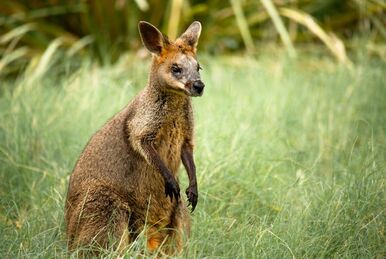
197,63 -> 202,72
171,64 -> 182,75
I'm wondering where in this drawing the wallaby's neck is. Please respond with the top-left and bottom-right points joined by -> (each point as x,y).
144,61 -> 190,110
144,82 -> 189,111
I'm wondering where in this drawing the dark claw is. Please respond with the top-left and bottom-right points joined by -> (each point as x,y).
185,186 -> 198,212
165,177 -> 180,202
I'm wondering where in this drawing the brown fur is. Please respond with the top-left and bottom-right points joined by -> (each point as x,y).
65,21 -> 203,255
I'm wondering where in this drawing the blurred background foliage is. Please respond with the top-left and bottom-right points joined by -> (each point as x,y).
0,0 -> 385,77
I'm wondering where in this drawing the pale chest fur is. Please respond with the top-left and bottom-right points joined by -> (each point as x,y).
128,90 -> 191,175
156,115 -> 186,173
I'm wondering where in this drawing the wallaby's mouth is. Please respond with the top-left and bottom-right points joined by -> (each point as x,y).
190,89 -> 204,97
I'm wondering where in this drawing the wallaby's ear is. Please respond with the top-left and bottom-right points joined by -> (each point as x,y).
138,21 -> 169,55
178,21 -> 202,48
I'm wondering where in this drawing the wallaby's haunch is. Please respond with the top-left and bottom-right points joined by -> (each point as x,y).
65,21 -> 204,254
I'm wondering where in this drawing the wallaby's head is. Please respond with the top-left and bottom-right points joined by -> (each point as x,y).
139,21 -> 204,97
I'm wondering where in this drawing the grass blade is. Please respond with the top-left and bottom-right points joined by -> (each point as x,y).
280,8 -> 352,66
167,0 -> 183,40
0,47 -> 29,74
260,0 -> 297,58
370,16 -> 386,40
133,0 -> 149,12
66,35 -> 94,57
28,38 -> 63,81
0,23 -> 35,44
230,0 -> 256,54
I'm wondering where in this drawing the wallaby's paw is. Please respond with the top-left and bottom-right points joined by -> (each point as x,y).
185,185 -> 198,212
165,177 -> 180,202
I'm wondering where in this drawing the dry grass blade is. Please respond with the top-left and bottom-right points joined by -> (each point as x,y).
66,35 -> 94,57
230,0 -> 256,54
168,0 -> 183,40
280,8 -> 352,66
370,16 -> 386,40
368,0 -> 386,10
28,38 -> 63,81
260,0 -> 296,58
0,47 -> 29,73
0,23 -> 35,44
133,0 -> 149,11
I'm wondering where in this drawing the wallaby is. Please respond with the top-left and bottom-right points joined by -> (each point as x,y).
65,21 -> 204,255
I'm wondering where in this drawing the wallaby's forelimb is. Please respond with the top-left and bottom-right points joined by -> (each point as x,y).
141,141 -> 181,202
181,143 -> 198,211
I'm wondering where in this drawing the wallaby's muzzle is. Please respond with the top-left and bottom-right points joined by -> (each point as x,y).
191,80 -> 205,96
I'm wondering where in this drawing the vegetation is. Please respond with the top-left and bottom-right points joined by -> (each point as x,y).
1,0 -> 385,76
0,52 -> 385,257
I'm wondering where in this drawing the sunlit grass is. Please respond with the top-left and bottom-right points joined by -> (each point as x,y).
0,54 -> 385,258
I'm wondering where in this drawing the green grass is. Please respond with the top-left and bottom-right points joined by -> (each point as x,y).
0,53 -> 385,258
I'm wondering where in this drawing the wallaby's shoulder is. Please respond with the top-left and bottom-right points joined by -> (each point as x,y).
127,89 -> 191,129
72,96 -> 141,172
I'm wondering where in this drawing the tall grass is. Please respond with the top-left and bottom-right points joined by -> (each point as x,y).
0,53 -> 385,257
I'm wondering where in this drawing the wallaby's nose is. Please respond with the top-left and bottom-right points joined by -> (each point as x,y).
192,80 -> 205,94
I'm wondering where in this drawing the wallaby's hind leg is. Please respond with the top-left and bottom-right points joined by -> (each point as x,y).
145,201 -> 191,255
66,187 -> 130,252
168,201 -> 191,254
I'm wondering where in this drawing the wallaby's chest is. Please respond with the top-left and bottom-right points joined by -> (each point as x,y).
156,115 -> 186,171
157,115 -> 185,149
152,96 -> 189,148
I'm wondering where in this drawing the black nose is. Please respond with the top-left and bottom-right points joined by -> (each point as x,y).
193,80 -> 205,94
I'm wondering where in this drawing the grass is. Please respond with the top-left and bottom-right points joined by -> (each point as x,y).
0,52 -> 385,258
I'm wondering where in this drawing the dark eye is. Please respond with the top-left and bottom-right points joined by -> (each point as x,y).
171,64 -> 182,75
197,63 -> 202,72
